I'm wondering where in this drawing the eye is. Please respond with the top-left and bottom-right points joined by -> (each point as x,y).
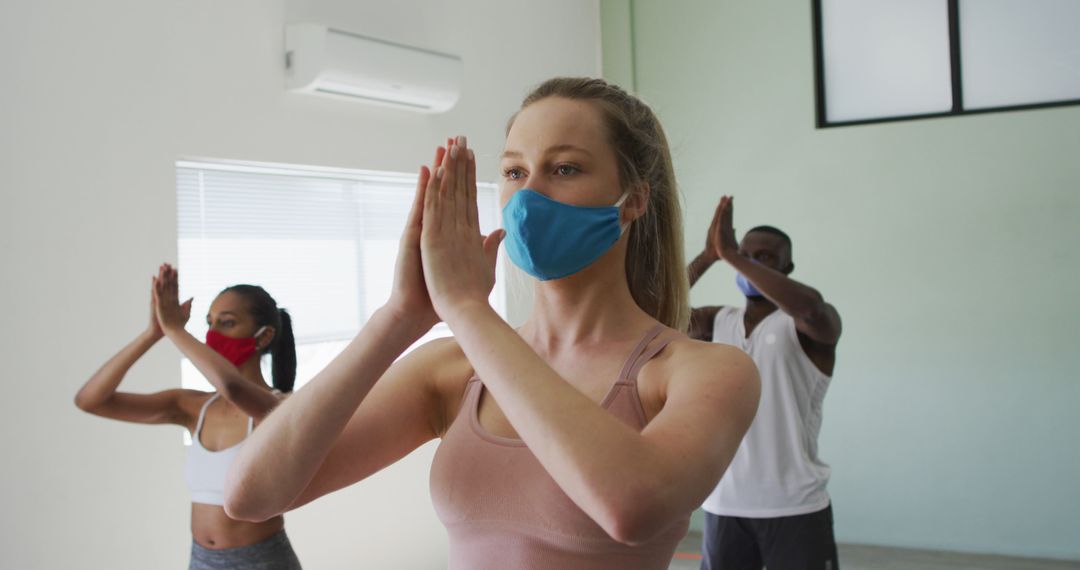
220,320 -> 235,328
554,164 -> 579,176
502,167 -> 526,181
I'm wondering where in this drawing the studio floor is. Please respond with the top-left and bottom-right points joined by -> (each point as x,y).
668,532 -> 1080,570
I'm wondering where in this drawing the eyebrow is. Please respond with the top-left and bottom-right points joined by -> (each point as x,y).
207,311 -> 238,319
501,144 -> 594,160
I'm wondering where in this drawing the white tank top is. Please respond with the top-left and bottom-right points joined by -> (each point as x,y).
184,393 -> 253,506
703,306 -> 832,518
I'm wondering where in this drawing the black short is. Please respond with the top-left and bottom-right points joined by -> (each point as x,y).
700,504 -> 839,570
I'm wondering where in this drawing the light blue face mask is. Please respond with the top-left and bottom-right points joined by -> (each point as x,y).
735,272 -> 764,298
502,189 -> 629,281
735,259 -> 766,298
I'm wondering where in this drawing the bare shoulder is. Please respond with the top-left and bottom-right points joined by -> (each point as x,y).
176,388 -> 214,409
396,336 -> 475,435
408,336 -> 473,387
653,335 -> 759,395
175,389 -> 215,430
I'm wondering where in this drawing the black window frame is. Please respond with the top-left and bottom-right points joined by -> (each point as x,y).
811,0 -> 1080,128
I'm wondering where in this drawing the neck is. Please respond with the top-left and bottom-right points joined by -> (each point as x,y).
237,356 -> 271,391
744,295 -> 778,317
522,239 -> 653,351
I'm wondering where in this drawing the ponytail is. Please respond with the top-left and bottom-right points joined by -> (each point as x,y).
270,308 -> 297,393
220,284 -> 298,392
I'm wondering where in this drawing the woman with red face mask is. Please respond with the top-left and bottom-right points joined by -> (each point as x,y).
75,264 -> 302,569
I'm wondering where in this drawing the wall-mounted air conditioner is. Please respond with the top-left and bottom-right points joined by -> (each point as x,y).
284,23 -> 463,113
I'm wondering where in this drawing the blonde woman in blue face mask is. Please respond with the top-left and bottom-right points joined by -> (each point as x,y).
226,77 -> 761,569
75,265 -> 302,569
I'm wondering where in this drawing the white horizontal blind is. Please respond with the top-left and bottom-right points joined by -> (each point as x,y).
176,159 -> 503,393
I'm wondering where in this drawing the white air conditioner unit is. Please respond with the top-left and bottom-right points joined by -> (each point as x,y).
284,24 -> 463,113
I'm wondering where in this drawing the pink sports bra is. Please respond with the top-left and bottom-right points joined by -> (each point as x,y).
429,324 -> 689,569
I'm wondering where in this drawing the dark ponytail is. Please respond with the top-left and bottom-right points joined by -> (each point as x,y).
220,284 -> 298,393
271,309 -> 296,393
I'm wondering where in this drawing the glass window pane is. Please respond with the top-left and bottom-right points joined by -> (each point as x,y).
822,0 -> 954,123
960,0 -> 1080,110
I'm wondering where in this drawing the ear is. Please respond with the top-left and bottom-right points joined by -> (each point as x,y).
255,326 -> 276,350
622,182 -> 651,224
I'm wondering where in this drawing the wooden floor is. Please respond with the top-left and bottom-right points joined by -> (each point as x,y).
669,532 -> 1080,570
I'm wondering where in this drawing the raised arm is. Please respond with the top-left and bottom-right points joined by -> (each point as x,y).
420,136 -> 760,545
687,200 -> 728,340
727,256 -> 841,344
225,145 -> 456,522
152,264 -> 279,417
714,196 -> 842,345
224,307 -> 437,521
687,200 -> 725,288
442,302 -> 759,544
74,277 -> 200,426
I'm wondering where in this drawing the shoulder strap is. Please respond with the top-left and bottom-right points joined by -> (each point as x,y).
194,393 -> 219,436
616,324 -> 666,384
625,331 -> 678,384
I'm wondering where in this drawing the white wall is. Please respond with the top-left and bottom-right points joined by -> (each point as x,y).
0,1 -> 599,568
604,0 -> 1080,561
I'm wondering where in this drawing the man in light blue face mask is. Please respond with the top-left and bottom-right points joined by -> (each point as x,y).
686,195 -> 843,570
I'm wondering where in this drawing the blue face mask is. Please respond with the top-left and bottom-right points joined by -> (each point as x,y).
736,272 -> 764,298
502,189 -> 628,281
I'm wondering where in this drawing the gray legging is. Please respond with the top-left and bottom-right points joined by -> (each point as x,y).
189,531 -> 302,570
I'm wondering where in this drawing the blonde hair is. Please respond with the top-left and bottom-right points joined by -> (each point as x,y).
511,77 -> 690,331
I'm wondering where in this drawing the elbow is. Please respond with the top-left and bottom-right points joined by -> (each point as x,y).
223,471 -> 281,523
223,500 -> 267,523
223,489 -> 277,523
74,392 -> 101,413
799,305 -> 841,344
598,486 -> 674,547
797,297 -> 827,322
604,503 -> 668,547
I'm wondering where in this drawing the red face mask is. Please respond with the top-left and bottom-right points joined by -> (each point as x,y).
205,326 -> 266,367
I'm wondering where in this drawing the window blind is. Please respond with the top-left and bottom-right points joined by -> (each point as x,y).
176,159 -> 503,392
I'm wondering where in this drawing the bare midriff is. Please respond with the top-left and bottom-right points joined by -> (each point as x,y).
191,503 -> 284,550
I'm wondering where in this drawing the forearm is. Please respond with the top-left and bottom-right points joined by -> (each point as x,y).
225,306 -> 429,520
75,330 -> 159,410
725,254 -> 825,317
687,250 -> 718,288
162,327 -> 273,413
443,304 -> 671,538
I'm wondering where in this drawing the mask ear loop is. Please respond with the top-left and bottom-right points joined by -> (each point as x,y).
614,192 -> 631,234
253,325 -> 268,350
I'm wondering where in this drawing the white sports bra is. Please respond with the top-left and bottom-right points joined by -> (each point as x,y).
184,393 -> 253,506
